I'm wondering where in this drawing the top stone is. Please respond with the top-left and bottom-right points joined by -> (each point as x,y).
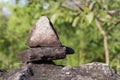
26,16 -> 61,47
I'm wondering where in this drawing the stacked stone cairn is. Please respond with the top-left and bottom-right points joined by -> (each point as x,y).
1,16 -> 120,80
18,16 -> 74,64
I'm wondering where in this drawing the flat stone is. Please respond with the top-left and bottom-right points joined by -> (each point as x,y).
26,16 -> 61,47
18,47 -> 66,63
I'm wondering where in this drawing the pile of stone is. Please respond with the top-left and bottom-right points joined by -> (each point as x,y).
0,16 -> 120,80
18,16 -> 74,64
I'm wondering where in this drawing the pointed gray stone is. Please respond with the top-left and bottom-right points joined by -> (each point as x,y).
26,16 -> 61,47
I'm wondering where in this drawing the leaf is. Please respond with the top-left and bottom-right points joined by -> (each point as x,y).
89,1 -> 96,11
72,16 -> 80,27
86,12 -> 94,24
51,14 -> 58,23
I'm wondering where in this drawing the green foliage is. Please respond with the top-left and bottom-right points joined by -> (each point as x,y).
0,0 -> 120,73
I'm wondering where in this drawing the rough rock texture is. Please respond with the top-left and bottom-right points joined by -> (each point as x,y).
18,47 -> 66,63
18,16 -> 74,63
1,62 -> 120,80
18,47 -> 74,63
26,16 -> 61,47
0,16 -> 120,80
0,69 -> 7,80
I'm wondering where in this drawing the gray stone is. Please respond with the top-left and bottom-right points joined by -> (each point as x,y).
1,16 -> 119,80
18,47 -> 66,63
3,64 -> 33,80
26,16 -> 61,47
18,16 -> 74,63
1,62 -> 120,80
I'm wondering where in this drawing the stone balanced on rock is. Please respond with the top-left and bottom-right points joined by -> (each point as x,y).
0,16 -> 120,80
18,16 -> 74,64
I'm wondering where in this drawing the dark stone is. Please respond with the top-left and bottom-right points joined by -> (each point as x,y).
2,62 -> 120,80
2,64 -> 33,80
0,69 -> 7,79
18,16 -> 74,63
18,47 -> 67,63
26,16 -> 61,47
0,69 -> 6,75
64,46 -> 74,54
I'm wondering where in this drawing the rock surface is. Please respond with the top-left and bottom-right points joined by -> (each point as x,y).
1,16 -> 120,80
18,16 -> 74,63
1,62 -> 120,80
26,16 -> 61,47
18,47 -> 66,63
